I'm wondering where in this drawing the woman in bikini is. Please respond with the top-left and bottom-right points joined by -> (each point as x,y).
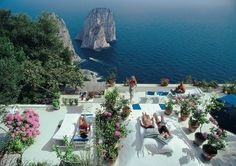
173,82 -> 186,94
153,113 -> 171,138
78,116 -> 90,138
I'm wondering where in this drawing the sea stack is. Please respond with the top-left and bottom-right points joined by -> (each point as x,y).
77,8 -> 116,51
48,13 -> 80,62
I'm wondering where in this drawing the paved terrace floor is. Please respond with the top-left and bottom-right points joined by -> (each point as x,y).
113,84 -> 236,166
1,84 -> 236,166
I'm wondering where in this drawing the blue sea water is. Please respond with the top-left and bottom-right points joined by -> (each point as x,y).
1,0 -> 236,83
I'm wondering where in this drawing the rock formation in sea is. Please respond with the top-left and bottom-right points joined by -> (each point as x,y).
48,13 -> 80,61
77,8 -> 116,51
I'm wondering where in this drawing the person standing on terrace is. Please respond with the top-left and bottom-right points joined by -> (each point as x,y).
129,75 -> 137,103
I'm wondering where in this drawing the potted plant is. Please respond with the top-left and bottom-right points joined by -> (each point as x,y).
165,99 -> 175,115
3,109 -> 40,153
202,124 -> 227,161
53,136 -> 94,166
205,96 -> 225,114
123,77 -> 129,86
160,78 -> 169,86
178,95 -> 200,121
95,89 -> 130,164
189,109 -> 208,132
106,146 -> 119,164
106,71 -> 116,87
74,98 -> 78,105
69,99 -> 73,106
194,97 -> 224,146
52,98 -> 60,110
193,111 -> 209,145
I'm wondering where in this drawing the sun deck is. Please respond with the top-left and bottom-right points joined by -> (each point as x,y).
2,84 -> 236,166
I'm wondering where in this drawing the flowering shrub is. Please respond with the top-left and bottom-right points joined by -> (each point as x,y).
204,117 -> 227,151
95,89 -> 130,163
177,95 -> 200,115
3,108 -> 40,152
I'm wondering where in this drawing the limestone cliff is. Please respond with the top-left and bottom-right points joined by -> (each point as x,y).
49,13 -> 80,61
77,8 -> 116,51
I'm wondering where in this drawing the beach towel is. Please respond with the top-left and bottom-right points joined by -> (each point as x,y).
157,91 -> 169,96
132,104 -> 141,110
146,91 -> 155,95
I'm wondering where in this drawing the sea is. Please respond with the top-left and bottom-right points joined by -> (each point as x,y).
1,0 -> 236,83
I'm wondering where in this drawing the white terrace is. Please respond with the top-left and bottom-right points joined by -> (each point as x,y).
1,84 -> 236,166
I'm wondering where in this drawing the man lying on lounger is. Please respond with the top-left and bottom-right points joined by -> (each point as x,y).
141,112 -> 172,139
78,116 -> 90,138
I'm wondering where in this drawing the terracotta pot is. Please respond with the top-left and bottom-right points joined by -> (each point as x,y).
188,119 -> 200,132
194,132 -> 206,146
105,154 -> 118,166
180,112 -> 189,121
164,107 -> 172,115
202,144 -> 217,161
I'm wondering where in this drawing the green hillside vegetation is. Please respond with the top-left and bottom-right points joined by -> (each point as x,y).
0,9 -> 83,104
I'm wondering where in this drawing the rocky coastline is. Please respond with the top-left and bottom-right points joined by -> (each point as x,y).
77,8 -> 116,51
49,13 -> 81,62
49,13 -> 100,82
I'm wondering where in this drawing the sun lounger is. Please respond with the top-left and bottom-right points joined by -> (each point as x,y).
138,116 -> 173,154
52,114 -> 80,144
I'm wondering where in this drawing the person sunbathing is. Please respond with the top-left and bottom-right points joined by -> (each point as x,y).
78,116 -> 90,138
141,112 -> 155,129
153,113 -> 172,139
173,82 -> 186,93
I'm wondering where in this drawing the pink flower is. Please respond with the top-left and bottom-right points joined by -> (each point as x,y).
107,112 -> 112,117
209,116 -> 214,122
115,122 -> 119,128
203,132 -> 208,139
217,128 -> 222,135
114,131 -> 121,137
103,112 -> 109,116
6,125 -> 11,129
27,132 -> 32,137
19,116 -> 23,120
21,126 -> 26,131
7,121 -> 12,125
17,121 -> 21,126
25,124 -> 29,128
214,134 -> 219,139
8,114 -> 14,121
213,120 -> 218,126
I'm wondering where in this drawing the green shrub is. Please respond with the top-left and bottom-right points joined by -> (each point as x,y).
52,99 -> 60,110
53,136 -> 93,165
222,82 -> 236,94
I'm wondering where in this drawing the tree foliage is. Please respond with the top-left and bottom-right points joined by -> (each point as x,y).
0,9 -> 83,104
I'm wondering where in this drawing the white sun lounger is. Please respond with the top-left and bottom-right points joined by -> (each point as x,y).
52,113 -> 80,142
72,114 -> 94,148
